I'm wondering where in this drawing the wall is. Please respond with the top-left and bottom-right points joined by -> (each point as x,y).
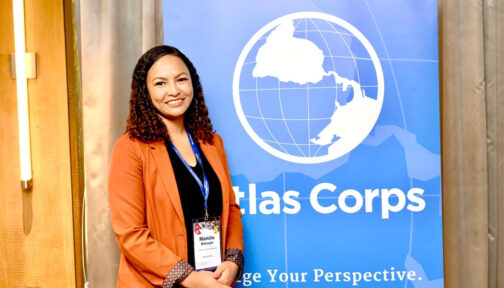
0,0 -> 78,287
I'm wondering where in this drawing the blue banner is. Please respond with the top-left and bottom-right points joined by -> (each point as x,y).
164,1 -> 443,287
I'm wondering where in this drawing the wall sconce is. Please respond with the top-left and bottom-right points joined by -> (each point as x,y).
12,0 -> 35,191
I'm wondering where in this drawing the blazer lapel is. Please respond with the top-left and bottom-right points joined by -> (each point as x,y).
200,140 -> 230,227
149,140 -> 185,226
199,142 -> 229,205
200,140 -> 228,196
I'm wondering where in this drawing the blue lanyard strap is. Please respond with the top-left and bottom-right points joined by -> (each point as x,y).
170,129 -> 210,217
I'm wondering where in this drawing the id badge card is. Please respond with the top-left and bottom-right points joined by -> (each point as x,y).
192,216 -> 222,271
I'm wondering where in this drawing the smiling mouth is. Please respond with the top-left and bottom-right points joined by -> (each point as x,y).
166,98 -> 184,105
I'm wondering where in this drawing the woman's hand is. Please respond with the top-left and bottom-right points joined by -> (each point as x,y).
212,261 -> 239,286
179,271 -> 231,288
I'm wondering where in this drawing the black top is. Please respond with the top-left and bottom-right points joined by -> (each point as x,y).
166,141 -> 223,267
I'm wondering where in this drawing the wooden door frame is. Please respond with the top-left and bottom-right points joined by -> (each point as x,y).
63,0 -> 85,287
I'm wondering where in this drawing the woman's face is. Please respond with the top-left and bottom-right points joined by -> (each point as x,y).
146,54 -> 194,122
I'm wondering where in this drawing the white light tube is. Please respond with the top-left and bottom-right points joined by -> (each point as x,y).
13,0 -> 32,190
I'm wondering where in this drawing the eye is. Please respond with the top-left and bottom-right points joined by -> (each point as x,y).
154,81 -> 165,86
177,77 -> 188,82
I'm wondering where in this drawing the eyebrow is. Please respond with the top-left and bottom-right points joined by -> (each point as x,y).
151,72 -> 188,82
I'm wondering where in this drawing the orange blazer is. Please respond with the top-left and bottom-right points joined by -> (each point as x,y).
108,133 -> 244,287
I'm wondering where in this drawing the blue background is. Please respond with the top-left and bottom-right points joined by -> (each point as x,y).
164,1 -> 443,287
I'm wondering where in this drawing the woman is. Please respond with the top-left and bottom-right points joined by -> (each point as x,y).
108,45 -> 244,288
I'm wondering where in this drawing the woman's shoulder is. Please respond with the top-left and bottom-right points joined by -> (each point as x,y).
204,132 -> 224,149
114,132 -> 138,147
211,132 -> 223,143
206,132 -> 230,158
113,132 -> 154,155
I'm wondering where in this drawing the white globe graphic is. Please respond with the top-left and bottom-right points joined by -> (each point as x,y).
233,12 -> 384,164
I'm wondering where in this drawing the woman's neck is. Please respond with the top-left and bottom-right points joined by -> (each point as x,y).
163,117 -> 186,141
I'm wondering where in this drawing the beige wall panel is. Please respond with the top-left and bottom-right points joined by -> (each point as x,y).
0,0 -> 76,287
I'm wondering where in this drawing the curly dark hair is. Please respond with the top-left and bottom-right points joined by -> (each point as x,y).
126,45 -> 214,143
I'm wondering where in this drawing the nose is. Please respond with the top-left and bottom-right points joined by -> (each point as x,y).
166,81 -> 180,97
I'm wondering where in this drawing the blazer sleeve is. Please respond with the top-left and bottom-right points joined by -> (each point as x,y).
214,134 -> 245,278
108,136 -> 193,287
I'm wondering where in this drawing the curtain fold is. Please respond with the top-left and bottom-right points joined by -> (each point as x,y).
80,1 -> 163,287
439,0 -> 488,287
483,0 -> 504,287
440,0 -> 503,287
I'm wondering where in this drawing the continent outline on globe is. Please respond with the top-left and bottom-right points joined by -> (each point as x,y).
233,11 -> 384,164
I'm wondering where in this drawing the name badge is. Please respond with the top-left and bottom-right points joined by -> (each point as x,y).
192,217 -> 222,271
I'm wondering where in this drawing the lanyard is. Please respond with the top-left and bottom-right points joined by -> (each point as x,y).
171,129 -> 210,219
